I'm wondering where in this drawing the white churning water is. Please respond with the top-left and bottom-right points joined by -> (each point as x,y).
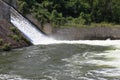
0,74 -> 29,80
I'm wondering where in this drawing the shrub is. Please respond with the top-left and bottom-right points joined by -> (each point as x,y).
21,36 -> 31,45
0,39 -> 3,45
10,27 -> 19,35
10,35 -> 20,42
18,0 -> 29,14
2,43 -> 11,51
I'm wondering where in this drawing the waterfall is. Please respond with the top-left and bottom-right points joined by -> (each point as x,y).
10,7 -> 54,45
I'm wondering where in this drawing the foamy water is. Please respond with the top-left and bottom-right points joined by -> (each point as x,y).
88,50 -> 120,78
10,7 -> 55,45
36,39 -> 120,47
62,45 -> 120,78
0,74 -> 29,80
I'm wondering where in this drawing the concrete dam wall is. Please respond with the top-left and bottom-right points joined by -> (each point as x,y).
52,27 -> 120,40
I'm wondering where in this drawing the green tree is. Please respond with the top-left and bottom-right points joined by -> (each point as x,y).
17,0 -> 120,27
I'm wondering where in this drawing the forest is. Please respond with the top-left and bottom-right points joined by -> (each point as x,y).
18,0 -> 120,27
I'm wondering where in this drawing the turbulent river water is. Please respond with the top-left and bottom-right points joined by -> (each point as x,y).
0,40 -> 120,80
0,1 -> 117,79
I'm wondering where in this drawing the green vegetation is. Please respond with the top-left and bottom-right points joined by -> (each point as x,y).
17,0 -> 120,28
0,39 -> 3,45
9,35 -> 20,42
0,26 -> 31,51
2,43 -> 11,51
9,27 -> 21,42
10,27 -> 31,44
0,38 -> 11,51
10,27 -> 19,35
20,36 -> 31,45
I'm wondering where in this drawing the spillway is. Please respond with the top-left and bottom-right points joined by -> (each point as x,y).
10,7 -> 54,45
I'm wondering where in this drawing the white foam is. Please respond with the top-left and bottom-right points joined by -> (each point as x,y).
35,39 -> 120,47
86,49 -> 120,68
0,74 -> 29,80
62,48 -> 120,78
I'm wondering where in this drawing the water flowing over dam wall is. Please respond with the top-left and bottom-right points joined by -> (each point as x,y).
10,7 -> 51,45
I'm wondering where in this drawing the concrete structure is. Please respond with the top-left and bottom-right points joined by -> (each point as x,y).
3,0 -> 17,8
0,0 -> 17,21
0,0 -> 10,20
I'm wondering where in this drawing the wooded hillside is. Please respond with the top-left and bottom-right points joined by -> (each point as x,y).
18,0 -> 120,27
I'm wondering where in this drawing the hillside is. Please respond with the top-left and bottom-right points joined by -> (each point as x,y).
18,0 -> 120,28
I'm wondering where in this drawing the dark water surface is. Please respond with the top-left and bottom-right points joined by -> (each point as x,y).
0,44 -> 120,80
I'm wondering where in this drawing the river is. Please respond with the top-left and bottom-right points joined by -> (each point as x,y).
0,40 -> 120,80
6,2 -> 120,79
